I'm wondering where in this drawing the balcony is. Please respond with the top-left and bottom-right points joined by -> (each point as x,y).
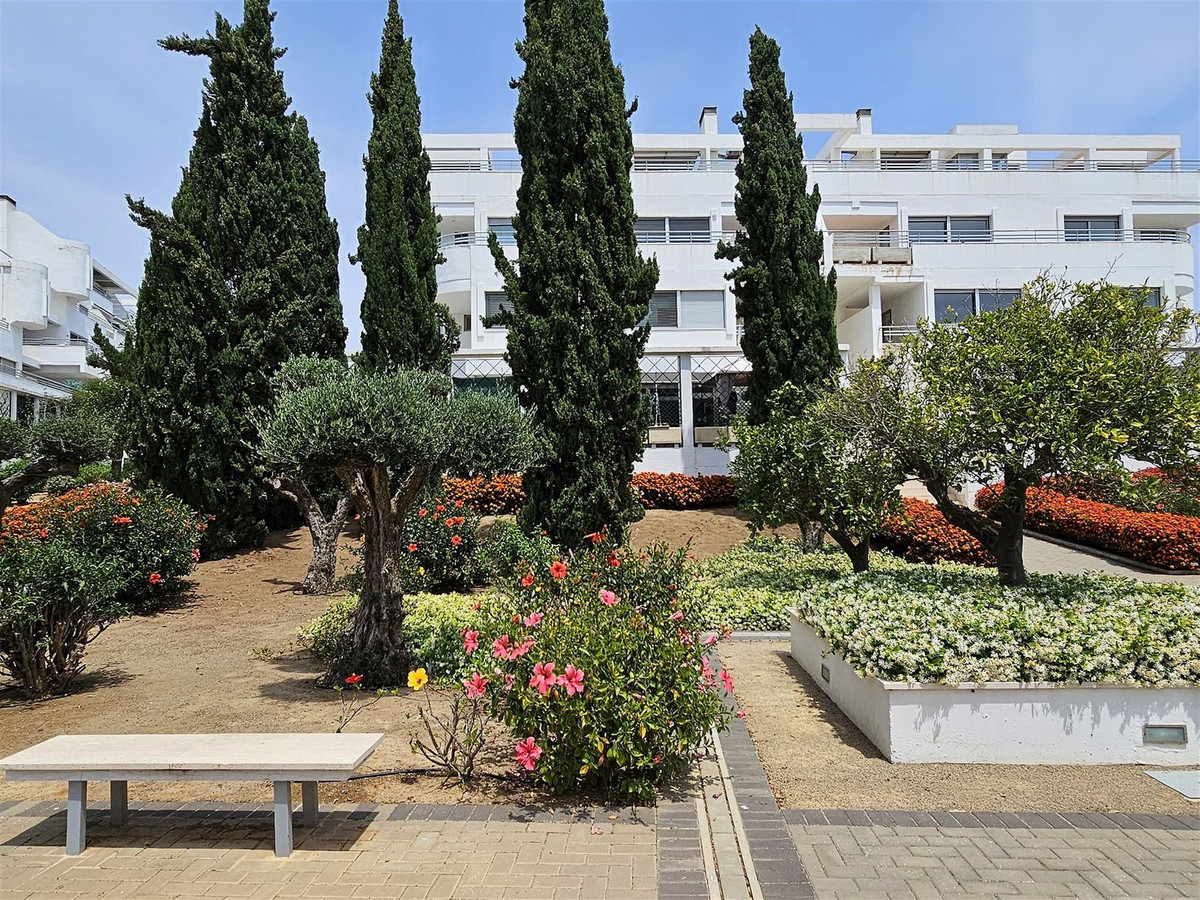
437,230 -> 738,250
428,158 -> 740,174
810,158 -> 1200,173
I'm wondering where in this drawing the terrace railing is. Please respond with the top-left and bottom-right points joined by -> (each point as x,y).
438,230 -> 740,250
430,157 -> 1200,174
829,229 -> 1191,247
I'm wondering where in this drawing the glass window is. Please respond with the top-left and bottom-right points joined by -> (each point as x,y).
978,289 -> 1020,314
692,373 -> 749,428
881,151 -> 931,170
644,382 -> 681,427
991,153 -> 1010,170
679,291 -> 725,329
648,291 -> 678,328
947,153 -> 980,170
949,216 -> 991,243
634,218 -> 667,243
667,217 -> 710,243
484,291 -> 512,325
1064,216 -> 1121,242
487,217 -> 516,244
935,291 -> 975,323
1134,287 -> 1163,308
908,217 -> 948,243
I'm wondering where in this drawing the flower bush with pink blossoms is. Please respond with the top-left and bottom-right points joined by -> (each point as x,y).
471,536 -> 733,802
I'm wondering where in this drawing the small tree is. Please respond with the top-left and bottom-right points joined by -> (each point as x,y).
490,0 -> 659,548
260,368 -> 537,685
717,28 -> 839,424
352,0 -> 457,372
733,379 -> 904,571
855,278 -> 1200,585
0,415 -> 110,515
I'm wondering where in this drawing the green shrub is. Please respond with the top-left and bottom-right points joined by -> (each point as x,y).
41,475 -> 77,496
474,518 -> 558,585
478,540 -> 732,802
74,461 -> 113,486
0,538 -> 128,696
299,591 -> 497,681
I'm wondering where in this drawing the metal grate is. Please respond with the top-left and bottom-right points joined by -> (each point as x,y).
451,356 -> 513,396
691,353 -> 751,427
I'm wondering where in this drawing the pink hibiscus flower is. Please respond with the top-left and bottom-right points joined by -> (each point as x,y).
720,670 -> 735,693
598,589 -> 618,606
703,634 -> 719,647
463,672 -> 489,699
492,635 -> 512,659
558,664 -> 585,697
462,629 -> 480,654
670,610 -> 684,623
523,611 -> 544,628
512,638 -> 536,659
530,662 -> 557,695
515,737 -> 542,771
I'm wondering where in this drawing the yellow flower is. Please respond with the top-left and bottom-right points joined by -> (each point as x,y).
407,668 -> 429,691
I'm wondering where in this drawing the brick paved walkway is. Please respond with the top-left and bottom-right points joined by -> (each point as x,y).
784,810 -> 1200,900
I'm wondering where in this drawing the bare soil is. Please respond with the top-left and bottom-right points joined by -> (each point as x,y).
719,640 -> 1197,813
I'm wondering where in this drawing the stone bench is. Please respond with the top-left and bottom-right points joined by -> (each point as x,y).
0,733 -> 384,857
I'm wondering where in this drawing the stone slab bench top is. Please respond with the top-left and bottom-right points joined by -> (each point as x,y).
0,733 -> 386,781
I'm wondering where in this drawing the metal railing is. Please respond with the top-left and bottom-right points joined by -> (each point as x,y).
439,230 -> 739,249
0,360 -> 76,394
21,336 -> 93,347
830,229 -> 1191,247
430,156 -> 1200,174
881,325 -> 921,343
810,158 -> 1200,173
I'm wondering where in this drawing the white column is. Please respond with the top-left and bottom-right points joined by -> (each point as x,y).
679,355 -> 694,473
1120,207 -> 1134,241
868,283 -> 883,360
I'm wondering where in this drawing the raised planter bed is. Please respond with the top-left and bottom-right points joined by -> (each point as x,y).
788,610 -> 1198,765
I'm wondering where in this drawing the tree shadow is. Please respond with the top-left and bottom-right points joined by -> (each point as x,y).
0,664 -> 134,708
771,648 -> 885,761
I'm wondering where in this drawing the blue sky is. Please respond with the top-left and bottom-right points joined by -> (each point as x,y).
2,0 -> 1198,349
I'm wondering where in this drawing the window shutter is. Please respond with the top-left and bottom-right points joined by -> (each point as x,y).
679,291 -> 725,329
649,291 -> 678,328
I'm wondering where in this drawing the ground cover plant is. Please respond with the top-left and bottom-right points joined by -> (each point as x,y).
0,482 -> 202,696
979,485 -> 1200,572
440,473 -> 736,515
878,498 -> 995,567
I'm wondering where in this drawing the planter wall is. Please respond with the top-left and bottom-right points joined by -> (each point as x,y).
788,610 -> 1199,764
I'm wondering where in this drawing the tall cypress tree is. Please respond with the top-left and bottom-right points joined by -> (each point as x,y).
127,0 -> 346,550
491,0 -> 658,548
352,0 -> 455,373
717,27 -> 839,424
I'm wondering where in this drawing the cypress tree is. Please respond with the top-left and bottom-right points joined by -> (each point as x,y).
492,0 -> 659,549
717,27 -> 839,424
352,0 -> 455,373
127,0 -> 346,550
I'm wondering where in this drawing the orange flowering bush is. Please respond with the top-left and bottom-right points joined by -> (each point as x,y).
396,497 -> 481,592
441,473 -> 736,514
878,498 -> 995,567
978,485 -> 1200,572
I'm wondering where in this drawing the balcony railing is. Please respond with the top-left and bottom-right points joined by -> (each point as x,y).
438,230 -> 739,250
0,359 -> 77,394
430,156 -> 1200,174
830,229 -> 1191,248
810,158 -> 1200,173
881,325 -> 921,343
22,336 -> 94,347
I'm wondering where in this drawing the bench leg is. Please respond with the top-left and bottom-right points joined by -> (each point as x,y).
110,781 -> 128,825
66,780 -> 87,856
301,781 -> 318,828
272,781 -> 293,857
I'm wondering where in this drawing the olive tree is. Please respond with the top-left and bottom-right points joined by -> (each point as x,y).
259,367 -> 537,684
853,277 -> 1200,585
0,414 -> 110,515
733,377 -> 905,572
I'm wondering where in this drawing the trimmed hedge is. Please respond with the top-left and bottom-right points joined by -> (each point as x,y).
979,485 -> 1200,572
877,498 -> 995,567
440,473 -> 736,514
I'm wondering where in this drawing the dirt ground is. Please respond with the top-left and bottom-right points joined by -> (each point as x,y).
719,640 -> 1197,814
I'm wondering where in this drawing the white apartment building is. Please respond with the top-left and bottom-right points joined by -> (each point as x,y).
428,107 -> 1200,475
0,196 -> 133,419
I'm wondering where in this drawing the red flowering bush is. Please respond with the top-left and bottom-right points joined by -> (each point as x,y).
1,482 -> 204,612
475,538 -> 732,801
978,485 -> 1200,571
0,483 -> 202,696
442,472 -> 737,514
631,473 -> 736,510
441,475 -> 525,515
397,498 -> 481,592
878,498 -> 995,566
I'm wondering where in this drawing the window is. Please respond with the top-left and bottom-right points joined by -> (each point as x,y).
881,150 -> 931,170
679,291 -> 725,329
693,372 -> 749,428
946,153 -> 980,170
645,382 -> 681,427
937,288 -> 1021,320
462,314 -> 472,332
648,291 -> 678,328
1064,216 -> 1121,242
635,217 -> 711,244
978,289 -> 1020,314
935,291 -> 975,323
908,216 -> 992,244
484,291 -> 512,326
1134,287 -> 1163,307
635,217 -> 666,243
487,217 -> 516,244
991,152 -> 1010,170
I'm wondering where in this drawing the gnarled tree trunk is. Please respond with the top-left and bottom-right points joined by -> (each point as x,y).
0,456 -> 81,516
798,520 -> 825,551
335,462 -> 432,686
266,474 -> 351,594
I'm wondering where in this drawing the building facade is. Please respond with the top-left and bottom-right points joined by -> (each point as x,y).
0,196 -> 133,419
426,108 -> 1199,475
